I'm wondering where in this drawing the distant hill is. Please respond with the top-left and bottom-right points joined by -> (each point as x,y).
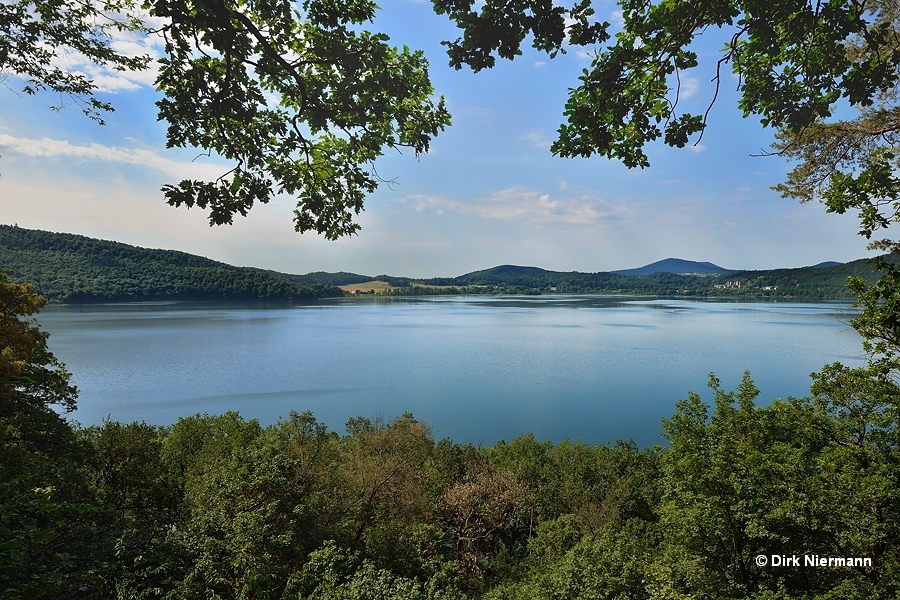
454,265 -> 572,287
612,258 -> 735,277
451,264 -> 713,293
308,256 -> 889,299
807,261 -> 843,269
709,257 -> 891,297
0,225 -> 342,302
254,269 -> 372,287
1,225 -> 890,302
423,260 -> 889,299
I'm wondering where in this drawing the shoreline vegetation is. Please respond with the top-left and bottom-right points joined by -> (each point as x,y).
0,224 -> 890,303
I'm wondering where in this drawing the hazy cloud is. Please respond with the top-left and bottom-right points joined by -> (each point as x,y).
728,186 -> 755,202
45,13 -> 167,92
519,130 -> 551,149
403,187 -> 625,226
0,134 -> 227,180
679,76 -> 699,99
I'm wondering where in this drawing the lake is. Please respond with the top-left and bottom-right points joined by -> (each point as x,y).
38,296 -> 866,448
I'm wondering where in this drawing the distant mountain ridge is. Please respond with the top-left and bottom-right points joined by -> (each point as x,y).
807,261 -> 843,269
426,259 -> 881,298
0,225 -> 883,301
612,258 -> 736,277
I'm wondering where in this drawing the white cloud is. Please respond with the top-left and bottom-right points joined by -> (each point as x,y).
727,186 -> 755,202
43,11 -> 167,93
0,133 -> 227,180
533,61 -> 548,68
519,130 -> 551,149
401,187 -> 626,226
679,76 -> 699,99
610,10 -> 624,27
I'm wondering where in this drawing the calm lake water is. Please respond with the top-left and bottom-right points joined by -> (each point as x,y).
38,296 -> 865,447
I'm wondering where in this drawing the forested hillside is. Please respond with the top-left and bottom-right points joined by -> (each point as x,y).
414,261 -> 889,298
273,270 -> 374,286
713,258 -> 891,298
1,224 -> 892,301
612,257 -> 735,276
0,225 -> 342,302
450,265 -> 694,293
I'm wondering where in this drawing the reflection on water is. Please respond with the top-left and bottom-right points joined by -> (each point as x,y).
39,296 -> 863,447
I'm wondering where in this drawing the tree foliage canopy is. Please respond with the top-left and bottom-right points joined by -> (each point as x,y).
0,272 -> 77,413
434,0 -> 900,167
154,0 -> 450,238
0,0 -> 149,122
1,0 -> 451,238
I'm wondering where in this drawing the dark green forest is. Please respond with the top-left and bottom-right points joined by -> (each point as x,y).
2,272 -> 899,599
0,225 -> 341,302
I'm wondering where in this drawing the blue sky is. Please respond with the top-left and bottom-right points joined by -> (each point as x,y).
0,1 -> 872,277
